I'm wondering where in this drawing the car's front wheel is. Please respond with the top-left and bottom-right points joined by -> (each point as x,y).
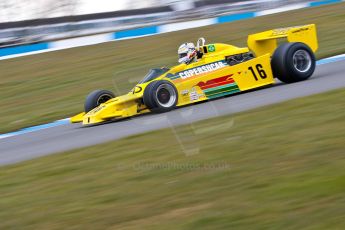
84,89 -> 115,112
271,42 -> 316,83
143,80 -> 178,113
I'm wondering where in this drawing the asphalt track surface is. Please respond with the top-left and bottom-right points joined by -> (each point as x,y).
1,60 -> 345,166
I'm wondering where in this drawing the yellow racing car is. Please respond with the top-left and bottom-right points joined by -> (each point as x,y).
71,24 -> 318,125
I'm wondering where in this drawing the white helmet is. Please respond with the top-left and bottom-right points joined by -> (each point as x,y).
178,42 -> 197,64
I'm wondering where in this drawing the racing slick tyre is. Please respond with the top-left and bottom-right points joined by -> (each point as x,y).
84,89 -> 115,112
271,42 -> 316,83
143,80 -> 178,113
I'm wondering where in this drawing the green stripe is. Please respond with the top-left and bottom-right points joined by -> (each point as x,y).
203,83 -> 238,93
205,85 -> 240,97
168,76 -> 179,80
207,89 -> 241,99
205,84 -> 239,96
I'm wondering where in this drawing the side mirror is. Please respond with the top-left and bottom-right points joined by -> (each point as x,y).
196,37 -> 206,50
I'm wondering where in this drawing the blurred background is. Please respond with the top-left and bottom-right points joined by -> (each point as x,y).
0,0 -> 309,48
1,1 -> 345,229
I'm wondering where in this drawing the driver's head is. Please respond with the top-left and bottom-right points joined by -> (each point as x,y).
178,42 -> 196,64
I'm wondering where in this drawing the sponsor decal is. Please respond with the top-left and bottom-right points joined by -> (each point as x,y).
196,75 -> 240,99
189,87 -> 204,101
208,44 -> 216,52
271,28 -> 290,36
132,86 -> 142,94
181,89 -> 189,96
197,75 -> 234,90
178,61 -> 226,79
292,27 -> 309,33
190,91 -> 199,101
271,25 -> 309,36
89,105 -> 105,114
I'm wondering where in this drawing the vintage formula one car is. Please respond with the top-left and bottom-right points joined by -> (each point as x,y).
71,24 -> 318,125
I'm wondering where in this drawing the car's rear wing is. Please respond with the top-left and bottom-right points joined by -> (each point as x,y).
247,24 -> 318,57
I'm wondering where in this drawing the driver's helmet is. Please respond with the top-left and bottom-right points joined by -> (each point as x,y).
178,42 -> 197,64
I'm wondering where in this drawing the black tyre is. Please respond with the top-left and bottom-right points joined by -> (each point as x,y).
271,42 -> 316,83
84,89 -> 115,112
143,80 -> 178,113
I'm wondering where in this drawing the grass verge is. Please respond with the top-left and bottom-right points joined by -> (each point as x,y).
0,88 -> 344,229
0,2 -> 345,133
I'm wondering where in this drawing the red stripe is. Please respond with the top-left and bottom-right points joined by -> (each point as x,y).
197,75 -> 234,90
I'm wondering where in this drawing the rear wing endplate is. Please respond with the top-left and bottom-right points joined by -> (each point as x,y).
247,24 -> 318,57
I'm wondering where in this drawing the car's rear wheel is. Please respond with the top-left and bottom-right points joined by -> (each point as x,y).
271,42 -> 316,83
143,80 -> 178,113
84,89 -> 115,112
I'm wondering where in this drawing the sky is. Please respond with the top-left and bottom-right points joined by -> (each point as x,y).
0,0 -> 158,23
77,0 -> 131,14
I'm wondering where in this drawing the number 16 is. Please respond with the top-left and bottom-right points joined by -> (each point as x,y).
248,64 -> 267,81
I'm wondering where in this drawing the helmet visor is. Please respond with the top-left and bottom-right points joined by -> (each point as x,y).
178,52 -> 187,59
